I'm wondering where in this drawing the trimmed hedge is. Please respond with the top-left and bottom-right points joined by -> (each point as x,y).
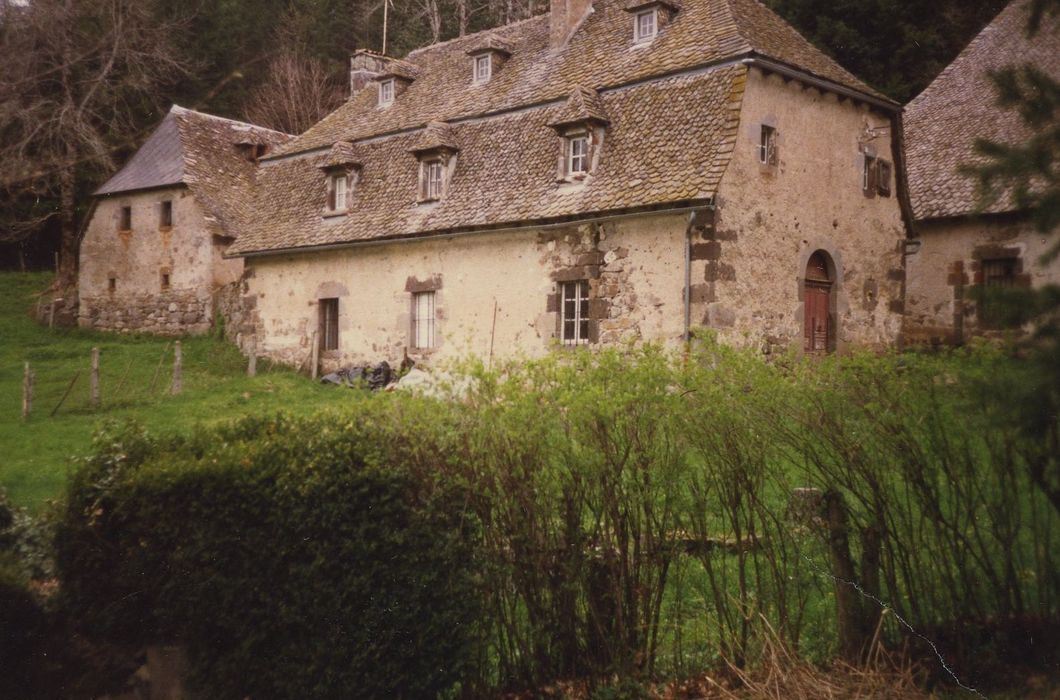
56,414 -> 481,699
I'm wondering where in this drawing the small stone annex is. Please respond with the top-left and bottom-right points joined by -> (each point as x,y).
81,0 -> 915,368
77,107 -> 291,335
903,0 -> 1060,345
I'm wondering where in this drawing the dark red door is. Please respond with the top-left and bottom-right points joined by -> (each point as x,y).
804,283 -> 830,353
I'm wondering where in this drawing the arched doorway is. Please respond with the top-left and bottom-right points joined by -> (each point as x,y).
803,251 -> 834,354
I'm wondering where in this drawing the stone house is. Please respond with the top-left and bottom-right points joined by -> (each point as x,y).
224,0 -> 908,370
78,106 -> 290,335
903,0 -> 1060,345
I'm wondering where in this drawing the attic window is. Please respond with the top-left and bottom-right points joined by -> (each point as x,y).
327,172 -> 350,213
568,134 -> 589,175
759,125 -> 778,166
474,55 -> 492,84
421,159 -> 446,201
379,79 -> 395,107
634,9 -> 657,42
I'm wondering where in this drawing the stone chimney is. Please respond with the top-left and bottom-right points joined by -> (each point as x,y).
349,50 -> 390,98
550,0 -> 594,49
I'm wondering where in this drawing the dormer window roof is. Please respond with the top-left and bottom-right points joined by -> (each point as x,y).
547,86 -> 610,132
408,121 -> 460,156
466,36 -> 513,85
319,141 -> 365,171
409,122 -> 459,203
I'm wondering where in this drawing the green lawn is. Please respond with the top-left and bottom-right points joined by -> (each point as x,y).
0,272 -> 349,511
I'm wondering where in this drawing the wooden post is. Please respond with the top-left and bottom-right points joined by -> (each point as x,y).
149,343 -> 170,395
310,331 -> 320,380
89,347 -> 100,409
247,337 -> 257,377
22,362 -> 33,420
48,299 -> 57,329
50,372 -> 80,417
171,340 -> 183,395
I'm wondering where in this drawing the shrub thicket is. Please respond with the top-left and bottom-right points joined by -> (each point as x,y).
54,340 -> 1060,695
55,413 -> 482,699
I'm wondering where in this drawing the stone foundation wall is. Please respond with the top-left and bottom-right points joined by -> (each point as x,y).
79,290 -> 212,335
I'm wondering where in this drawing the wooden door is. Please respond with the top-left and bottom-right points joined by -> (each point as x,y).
804,283 -> 830,353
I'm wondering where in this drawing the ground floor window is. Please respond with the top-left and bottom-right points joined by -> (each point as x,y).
319,298 -> 339,351
412,291 -> 435,349
561,280 -> 590,345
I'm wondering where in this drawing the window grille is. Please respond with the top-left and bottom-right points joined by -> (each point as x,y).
319,298 -> 339,351
982,258 -> 1019,288
561,280 -> 590,345
412,291 -> 436,349
569,136 -> 588,175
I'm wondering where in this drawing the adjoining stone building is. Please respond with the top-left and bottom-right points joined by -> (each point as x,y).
903,0 -> 1060,345
78,106 -> 290,335
226,0 -> 909,370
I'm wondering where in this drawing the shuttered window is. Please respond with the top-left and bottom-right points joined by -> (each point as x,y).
319,298 -> 339,351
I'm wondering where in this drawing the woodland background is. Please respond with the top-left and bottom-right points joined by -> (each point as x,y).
0,0 -> 1013,276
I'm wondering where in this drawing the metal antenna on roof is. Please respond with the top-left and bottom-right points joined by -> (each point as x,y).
382,0 -> 393,55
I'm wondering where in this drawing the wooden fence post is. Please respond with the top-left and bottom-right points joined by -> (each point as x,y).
247,337 -> 257,377
48,299 -> 57,329
310,331 -> 320,380
90,347 -> 100,409
171,341 -> 183,395
22,362 -> 33,420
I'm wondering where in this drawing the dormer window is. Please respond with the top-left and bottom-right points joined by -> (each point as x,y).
421,159 -> 445,201
634,9 -> 656,42
379,79 -> 395,106
327,172 -> 350,212
568,134 -> 589,175
474,54 -> 492,84
409,121 -> 459,203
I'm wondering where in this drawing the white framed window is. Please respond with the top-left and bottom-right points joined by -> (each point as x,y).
759,125 -> 778,166
474,54 -> 491,84
422,159 -> 445,200
412,291 -> 436,349
560,280 -> 590,345
379,79 -> 395,106
568,135 -> 588,175
327,172 -> 349,212
862,154 -> 878,194
634,9 -> 657,42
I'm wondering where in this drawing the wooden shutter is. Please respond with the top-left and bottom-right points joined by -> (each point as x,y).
876,160 -> 892,197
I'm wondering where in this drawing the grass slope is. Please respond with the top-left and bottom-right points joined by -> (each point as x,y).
0,273 -> 347,511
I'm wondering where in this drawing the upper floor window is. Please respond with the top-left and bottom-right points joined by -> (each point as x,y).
379,79 -> 395,107
327,172 -> 350,213
474,54 -> 491,84
759,125 -> 778,166
411,291 -> 436,349
561,280 -> 590,345
634,9 -> 657,42
568,134 -> 589,175
160,200 -> 173,228
119,206 -> 131,231
421,159 -> 445,201
862,153 -> 892,198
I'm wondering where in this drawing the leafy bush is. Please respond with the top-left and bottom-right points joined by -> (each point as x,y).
56,412 -> 482,699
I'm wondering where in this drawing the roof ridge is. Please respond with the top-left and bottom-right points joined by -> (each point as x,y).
170,104 -> 293,137
405,12 -> 546,57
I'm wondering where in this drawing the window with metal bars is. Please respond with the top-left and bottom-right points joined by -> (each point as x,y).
319,298 -> 339,351
982,258 -> 1019,288
412,291 -> 435,349
561,280 -> 590,345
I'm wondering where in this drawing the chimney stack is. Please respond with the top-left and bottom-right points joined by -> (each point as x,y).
349,50 -> 390,98
550,0 -> 593,50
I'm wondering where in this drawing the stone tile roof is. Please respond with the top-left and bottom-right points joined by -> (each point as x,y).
94,106 -> 292,238
904,0 -> 1060,221
230,66 -> 745,254
272,0 -> 884,159
229,0 -> 884,255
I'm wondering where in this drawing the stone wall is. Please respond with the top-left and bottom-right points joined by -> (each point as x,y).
78,185 -> 243,336
706,67 -> 907,353
904,214 -> 1060,345
242,214 -> 688,371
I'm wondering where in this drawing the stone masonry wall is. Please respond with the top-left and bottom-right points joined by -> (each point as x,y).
78,186 -> 243,336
